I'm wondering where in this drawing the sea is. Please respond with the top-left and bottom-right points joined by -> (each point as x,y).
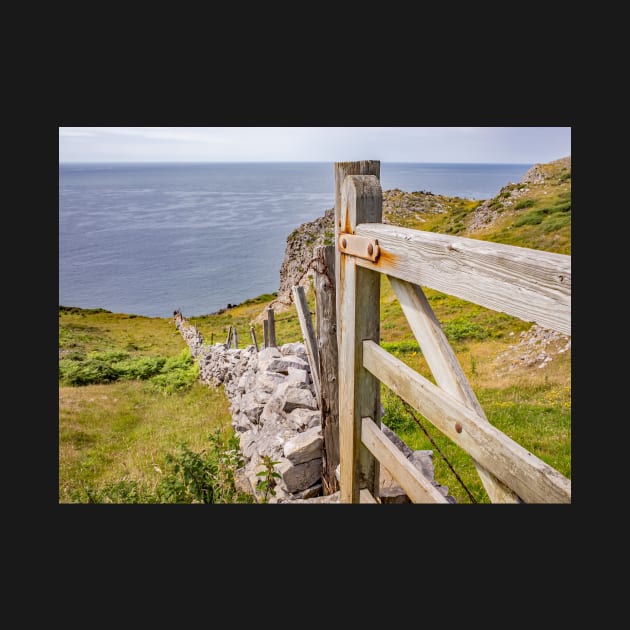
59,161 -> 532,318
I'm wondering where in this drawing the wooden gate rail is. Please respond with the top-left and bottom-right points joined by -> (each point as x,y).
363,341 -> 571,503
334,161 -> 571,504
352,223 -> 570,336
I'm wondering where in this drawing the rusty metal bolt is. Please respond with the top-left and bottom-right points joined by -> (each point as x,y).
455,422 -> 462,434
367,243 -> 374,256
341,237 -> 347,248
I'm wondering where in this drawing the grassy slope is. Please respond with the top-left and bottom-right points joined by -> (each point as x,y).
473,159 -> 571,253
58,307 -> 234,502
59,158 -> 571,503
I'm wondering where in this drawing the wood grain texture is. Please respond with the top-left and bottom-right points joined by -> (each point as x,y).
338,174 -> 382,503
363,340 -> 571,503
266,307 -> 276,348
292,285 -> 321,405
361,417 -> 449,503
356,223 -> 571,335
334,161 -> 381,349
388,276 -> 520,503
315,245 -> 340,494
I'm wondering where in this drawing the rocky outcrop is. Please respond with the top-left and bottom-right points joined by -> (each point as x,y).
265,208 -> 335,315
382,188 -> 447,224
495,324 -> 571,371
520,156 -> 571,185
466,156 -> 571,233
266,190 -> 449,314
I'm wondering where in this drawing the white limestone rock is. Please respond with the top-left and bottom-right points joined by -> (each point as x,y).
286,367 -> 310,388
283,386 -> 317,413
276,457 -> 322,493
285,408 -> 321,432
266,356 -> 310,374
283,426 -> 323,464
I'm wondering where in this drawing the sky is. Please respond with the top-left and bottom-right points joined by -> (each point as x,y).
58,126 -> 571,164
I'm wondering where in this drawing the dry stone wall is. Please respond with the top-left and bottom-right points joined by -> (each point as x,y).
174,311 -> 454,504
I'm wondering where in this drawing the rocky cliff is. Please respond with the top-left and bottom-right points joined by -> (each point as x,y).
266,208 -> 335,314
266,189 -> 453,314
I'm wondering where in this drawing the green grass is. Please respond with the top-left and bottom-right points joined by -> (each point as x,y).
58,307 -> 249,503
381,379 -> 571,504
60,282 -> 570,504
381,340 -> 421,354
480,384 -> 571,477
59,347 -> 198,393
514,198 -> 535,209
59,306 -> 187,357
59,380 -> 244,502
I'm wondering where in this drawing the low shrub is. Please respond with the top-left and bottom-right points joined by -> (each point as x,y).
514,198 -> 535,209
442,318 -> 489,342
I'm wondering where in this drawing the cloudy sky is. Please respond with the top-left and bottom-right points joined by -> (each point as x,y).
59,126 -> 571,164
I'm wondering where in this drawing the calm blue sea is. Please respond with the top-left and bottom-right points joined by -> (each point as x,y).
59,161 -> 531,317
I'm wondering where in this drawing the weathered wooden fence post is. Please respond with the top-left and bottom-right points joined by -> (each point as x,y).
336,162 -> 382,503
250,325 -> 259,351
314,244 -> 340,495
266,307 -> 276,348
263,319 -> 269,348
233,327 -> 239,349
335,161 -> 380,345
292,285 -> 321,405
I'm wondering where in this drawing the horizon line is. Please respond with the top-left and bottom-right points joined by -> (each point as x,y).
59,158 -> 555,166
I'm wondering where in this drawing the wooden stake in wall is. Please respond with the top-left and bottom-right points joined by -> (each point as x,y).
266,307 -> 276,348
292,285 -> 321,406
314,244 -> 340,495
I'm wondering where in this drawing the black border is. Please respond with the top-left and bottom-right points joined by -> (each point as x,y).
51,75 -> 576,579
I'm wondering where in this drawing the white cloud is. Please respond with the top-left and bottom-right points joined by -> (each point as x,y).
58,126 -> 571,164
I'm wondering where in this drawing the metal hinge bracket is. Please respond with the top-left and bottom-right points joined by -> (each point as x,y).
338,234 -> 380,263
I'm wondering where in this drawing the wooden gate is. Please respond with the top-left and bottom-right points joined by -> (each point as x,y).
334,161 -> 571,503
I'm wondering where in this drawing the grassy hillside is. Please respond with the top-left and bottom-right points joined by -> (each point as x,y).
59,157 -> 571,503
58,307 -> 247,502
382,156 -> 571,254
